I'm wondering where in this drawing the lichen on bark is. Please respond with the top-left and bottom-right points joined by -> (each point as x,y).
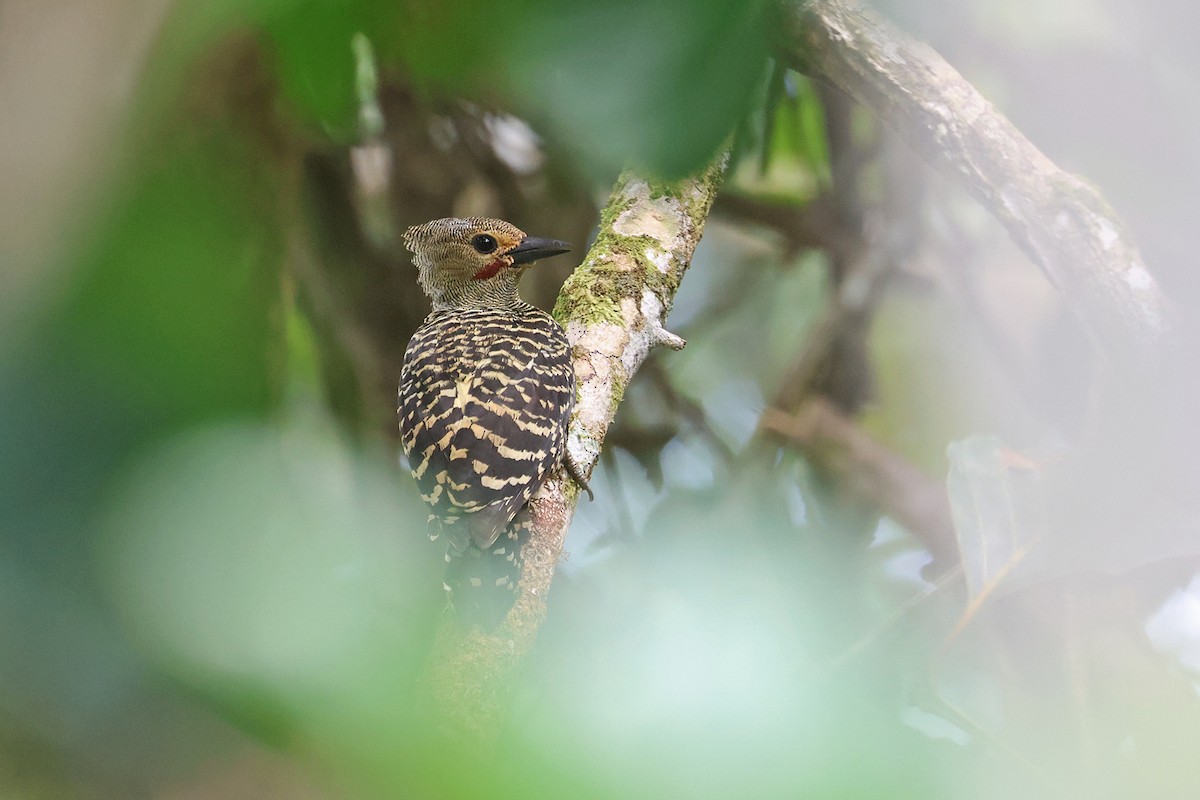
422,156 -> 727,745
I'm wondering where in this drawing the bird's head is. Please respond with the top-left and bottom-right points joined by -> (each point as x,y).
402,217 -> 571,310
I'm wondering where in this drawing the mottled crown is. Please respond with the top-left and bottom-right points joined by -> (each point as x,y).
402,217 -> 526,255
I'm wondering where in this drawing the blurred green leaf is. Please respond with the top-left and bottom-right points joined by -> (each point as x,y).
393,0 -> 533,87
730,75 -> 829,202
263,1 -> 402,137
521,456 -> 944,800
509,0 -> 771,176
793,74 -> 832,188
0,54 -> 288,583
756,60 -> 788,175
49,134 -> 278,427
100,414 -> 438,754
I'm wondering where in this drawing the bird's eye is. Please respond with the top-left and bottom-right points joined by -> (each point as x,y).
470,234 -> 499,254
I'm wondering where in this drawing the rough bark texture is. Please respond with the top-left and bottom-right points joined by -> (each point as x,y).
423,158 -> 728,743
776,0 -> 1172,362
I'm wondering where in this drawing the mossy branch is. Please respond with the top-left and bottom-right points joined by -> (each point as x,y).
775,0 -> 1173,362
422,158 -> 728,743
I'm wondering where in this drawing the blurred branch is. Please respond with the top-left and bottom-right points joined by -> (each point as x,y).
423,157 -> 728,743
771,229 -> 889,410
766,81 -> 912,415
762,398 -> 958,569
645,358 -> 737,466
775,0 -> 1173,362
715,192 -> 851,257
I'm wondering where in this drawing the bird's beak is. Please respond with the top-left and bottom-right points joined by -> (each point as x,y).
508,236 -> 571,265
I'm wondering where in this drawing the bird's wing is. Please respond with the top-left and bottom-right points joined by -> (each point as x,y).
399,312 -> 573,547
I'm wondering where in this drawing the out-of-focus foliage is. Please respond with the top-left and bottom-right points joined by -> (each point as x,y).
3,0 -> 1200,797
150,0 -> 769,172
500,0 -> 771,176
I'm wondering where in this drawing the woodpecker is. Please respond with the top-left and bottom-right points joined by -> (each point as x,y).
398,217 -> 586,628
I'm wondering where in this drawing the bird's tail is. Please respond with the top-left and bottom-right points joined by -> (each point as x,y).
442,506 -> 531,629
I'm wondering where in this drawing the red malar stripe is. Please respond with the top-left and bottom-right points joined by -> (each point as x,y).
472,259 -> 506,281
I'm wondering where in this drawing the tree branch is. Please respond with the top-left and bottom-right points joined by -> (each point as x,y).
423,158 -> 728,743
775,0 -> 1172,362
762,399 -> 958,570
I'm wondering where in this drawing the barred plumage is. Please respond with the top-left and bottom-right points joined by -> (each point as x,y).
398,217 -> 577,627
